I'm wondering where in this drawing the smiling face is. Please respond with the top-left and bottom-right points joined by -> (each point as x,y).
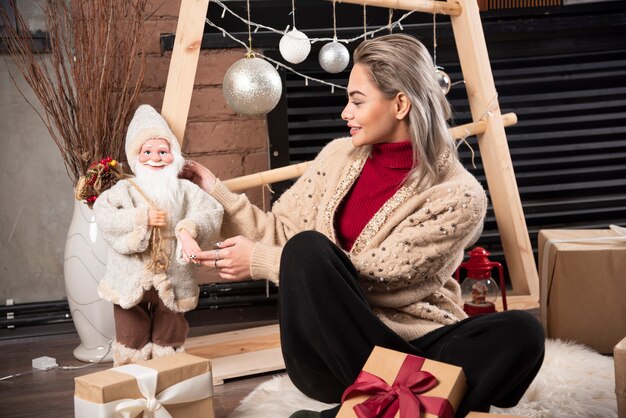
341,63 -> 411,147
137,138 -> 174,170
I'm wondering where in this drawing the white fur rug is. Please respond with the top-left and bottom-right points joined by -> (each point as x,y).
228,339 -> 617,418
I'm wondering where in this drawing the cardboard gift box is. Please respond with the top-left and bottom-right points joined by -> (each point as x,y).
74,353 -> 214,418
338,346 -> 466,418
616,336 -> 626,418
538,227 -> 626,354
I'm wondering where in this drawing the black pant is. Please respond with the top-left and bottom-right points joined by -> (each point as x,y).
279,231 -> 544,418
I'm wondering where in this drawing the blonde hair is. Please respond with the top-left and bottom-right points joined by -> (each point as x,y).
353,34 -> 458,189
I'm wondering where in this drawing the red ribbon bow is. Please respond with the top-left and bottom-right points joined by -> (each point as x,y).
341,354 -> 454,418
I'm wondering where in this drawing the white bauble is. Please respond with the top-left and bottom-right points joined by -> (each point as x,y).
223,57 -> 282,116
319,41 -> 350,73
279,29 -> 311,64
435,69 -> 451,95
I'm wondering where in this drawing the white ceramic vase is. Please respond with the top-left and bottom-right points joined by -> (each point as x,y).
63,200 -> 114,362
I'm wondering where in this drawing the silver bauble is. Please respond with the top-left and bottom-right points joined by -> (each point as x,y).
223,57 -> 282,116
435,69 -> 451,95
279,29 -> 311,64
319,41 -> 350,73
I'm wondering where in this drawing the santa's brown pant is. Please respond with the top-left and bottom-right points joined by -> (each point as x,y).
113,288 -> 188,349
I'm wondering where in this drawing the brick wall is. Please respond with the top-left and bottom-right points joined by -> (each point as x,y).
143,0 -> 270,283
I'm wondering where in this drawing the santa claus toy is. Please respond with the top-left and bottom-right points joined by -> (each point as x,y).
94,104 -> 223,365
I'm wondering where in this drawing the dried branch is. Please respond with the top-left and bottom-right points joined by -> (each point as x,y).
2,0 -> 149,184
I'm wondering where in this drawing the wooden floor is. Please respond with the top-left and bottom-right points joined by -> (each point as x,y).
0,305 -> 281,418
1,305 -> 542,417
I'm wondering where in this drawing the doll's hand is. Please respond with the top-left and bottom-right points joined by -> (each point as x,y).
180,160 -> 217,194
195,235 -> 253,280
148,209 -> 167,227
179,229 -> 202,263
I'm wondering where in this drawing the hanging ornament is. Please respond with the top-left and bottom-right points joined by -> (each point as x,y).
435,68 -> 451,95
223,57 -> 282,116
279,29 -> 311,64
319,2 -> 349,74
319,41 -> 349,74
432,12 -> 451,96
431,19 -> 457,97
280,0 -> 310,64
223,0 -> 282,116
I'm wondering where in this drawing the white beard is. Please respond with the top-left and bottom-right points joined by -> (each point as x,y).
133,161 -> 183,214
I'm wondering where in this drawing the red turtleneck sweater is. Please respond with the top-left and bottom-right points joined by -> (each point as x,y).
335,141 -> 414,251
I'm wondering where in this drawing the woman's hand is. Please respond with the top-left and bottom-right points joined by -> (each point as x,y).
178,229 -> 202,263
180,160 -> 217,194
196,235 -> 254,281
148,209 -> 167,227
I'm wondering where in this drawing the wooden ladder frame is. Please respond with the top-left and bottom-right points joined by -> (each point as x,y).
163,0 -> 540,383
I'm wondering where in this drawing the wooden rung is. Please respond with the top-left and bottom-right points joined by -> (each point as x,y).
450,112 -> 517,140
223,113 -> 517,192
223,162 -> 310,193
332,0 -> 463,16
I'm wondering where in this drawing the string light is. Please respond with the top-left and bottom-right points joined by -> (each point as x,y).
210,0 -> 418,44
207,0 -> 421,91
206,18 -> 345,92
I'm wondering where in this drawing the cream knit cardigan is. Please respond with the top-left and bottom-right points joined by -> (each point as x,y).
212,138 -> 488,341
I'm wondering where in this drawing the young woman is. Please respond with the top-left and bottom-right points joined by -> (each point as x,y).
185,34 -> 544,417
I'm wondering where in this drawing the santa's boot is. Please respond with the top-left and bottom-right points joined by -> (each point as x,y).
152,343 -> 185,360
112,340 -> 152,366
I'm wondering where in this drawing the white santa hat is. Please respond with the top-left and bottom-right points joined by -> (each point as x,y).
125,104 -> 182,174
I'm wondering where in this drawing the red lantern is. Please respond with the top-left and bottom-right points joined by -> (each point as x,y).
454,247 -> 508,316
